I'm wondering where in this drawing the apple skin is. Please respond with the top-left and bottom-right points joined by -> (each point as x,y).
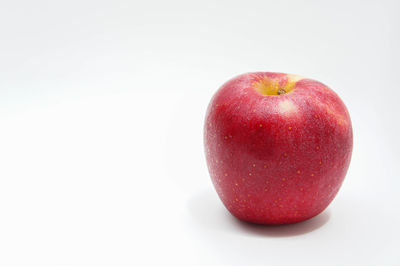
204,72 -> 353,225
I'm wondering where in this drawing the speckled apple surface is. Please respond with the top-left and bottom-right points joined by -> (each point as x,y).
204,72 -> 353,224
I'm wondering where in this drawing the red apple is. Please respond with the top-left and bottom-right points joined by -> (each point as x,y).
204,72 -> 353,224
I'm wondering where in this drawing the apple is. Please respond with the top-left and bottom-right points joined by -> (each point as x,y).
204,72 -> 353,224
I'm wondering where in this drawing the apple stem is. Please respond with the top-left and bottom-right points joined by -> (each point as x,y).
277,89 -> 286,95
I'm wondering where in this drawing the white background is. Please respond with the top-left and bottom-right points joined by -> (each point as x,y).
1,0 -> 399,265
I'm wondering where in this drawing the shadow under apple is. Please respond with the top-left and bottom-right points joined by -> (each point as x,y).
188,189 -> 331,238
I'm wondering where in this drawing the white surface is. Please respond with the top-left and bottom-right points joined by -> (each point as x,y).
1,0 -> 399,265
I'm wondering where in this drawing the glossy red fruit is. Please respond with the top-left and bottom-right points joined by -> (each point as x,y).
204,72 -> 353,224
